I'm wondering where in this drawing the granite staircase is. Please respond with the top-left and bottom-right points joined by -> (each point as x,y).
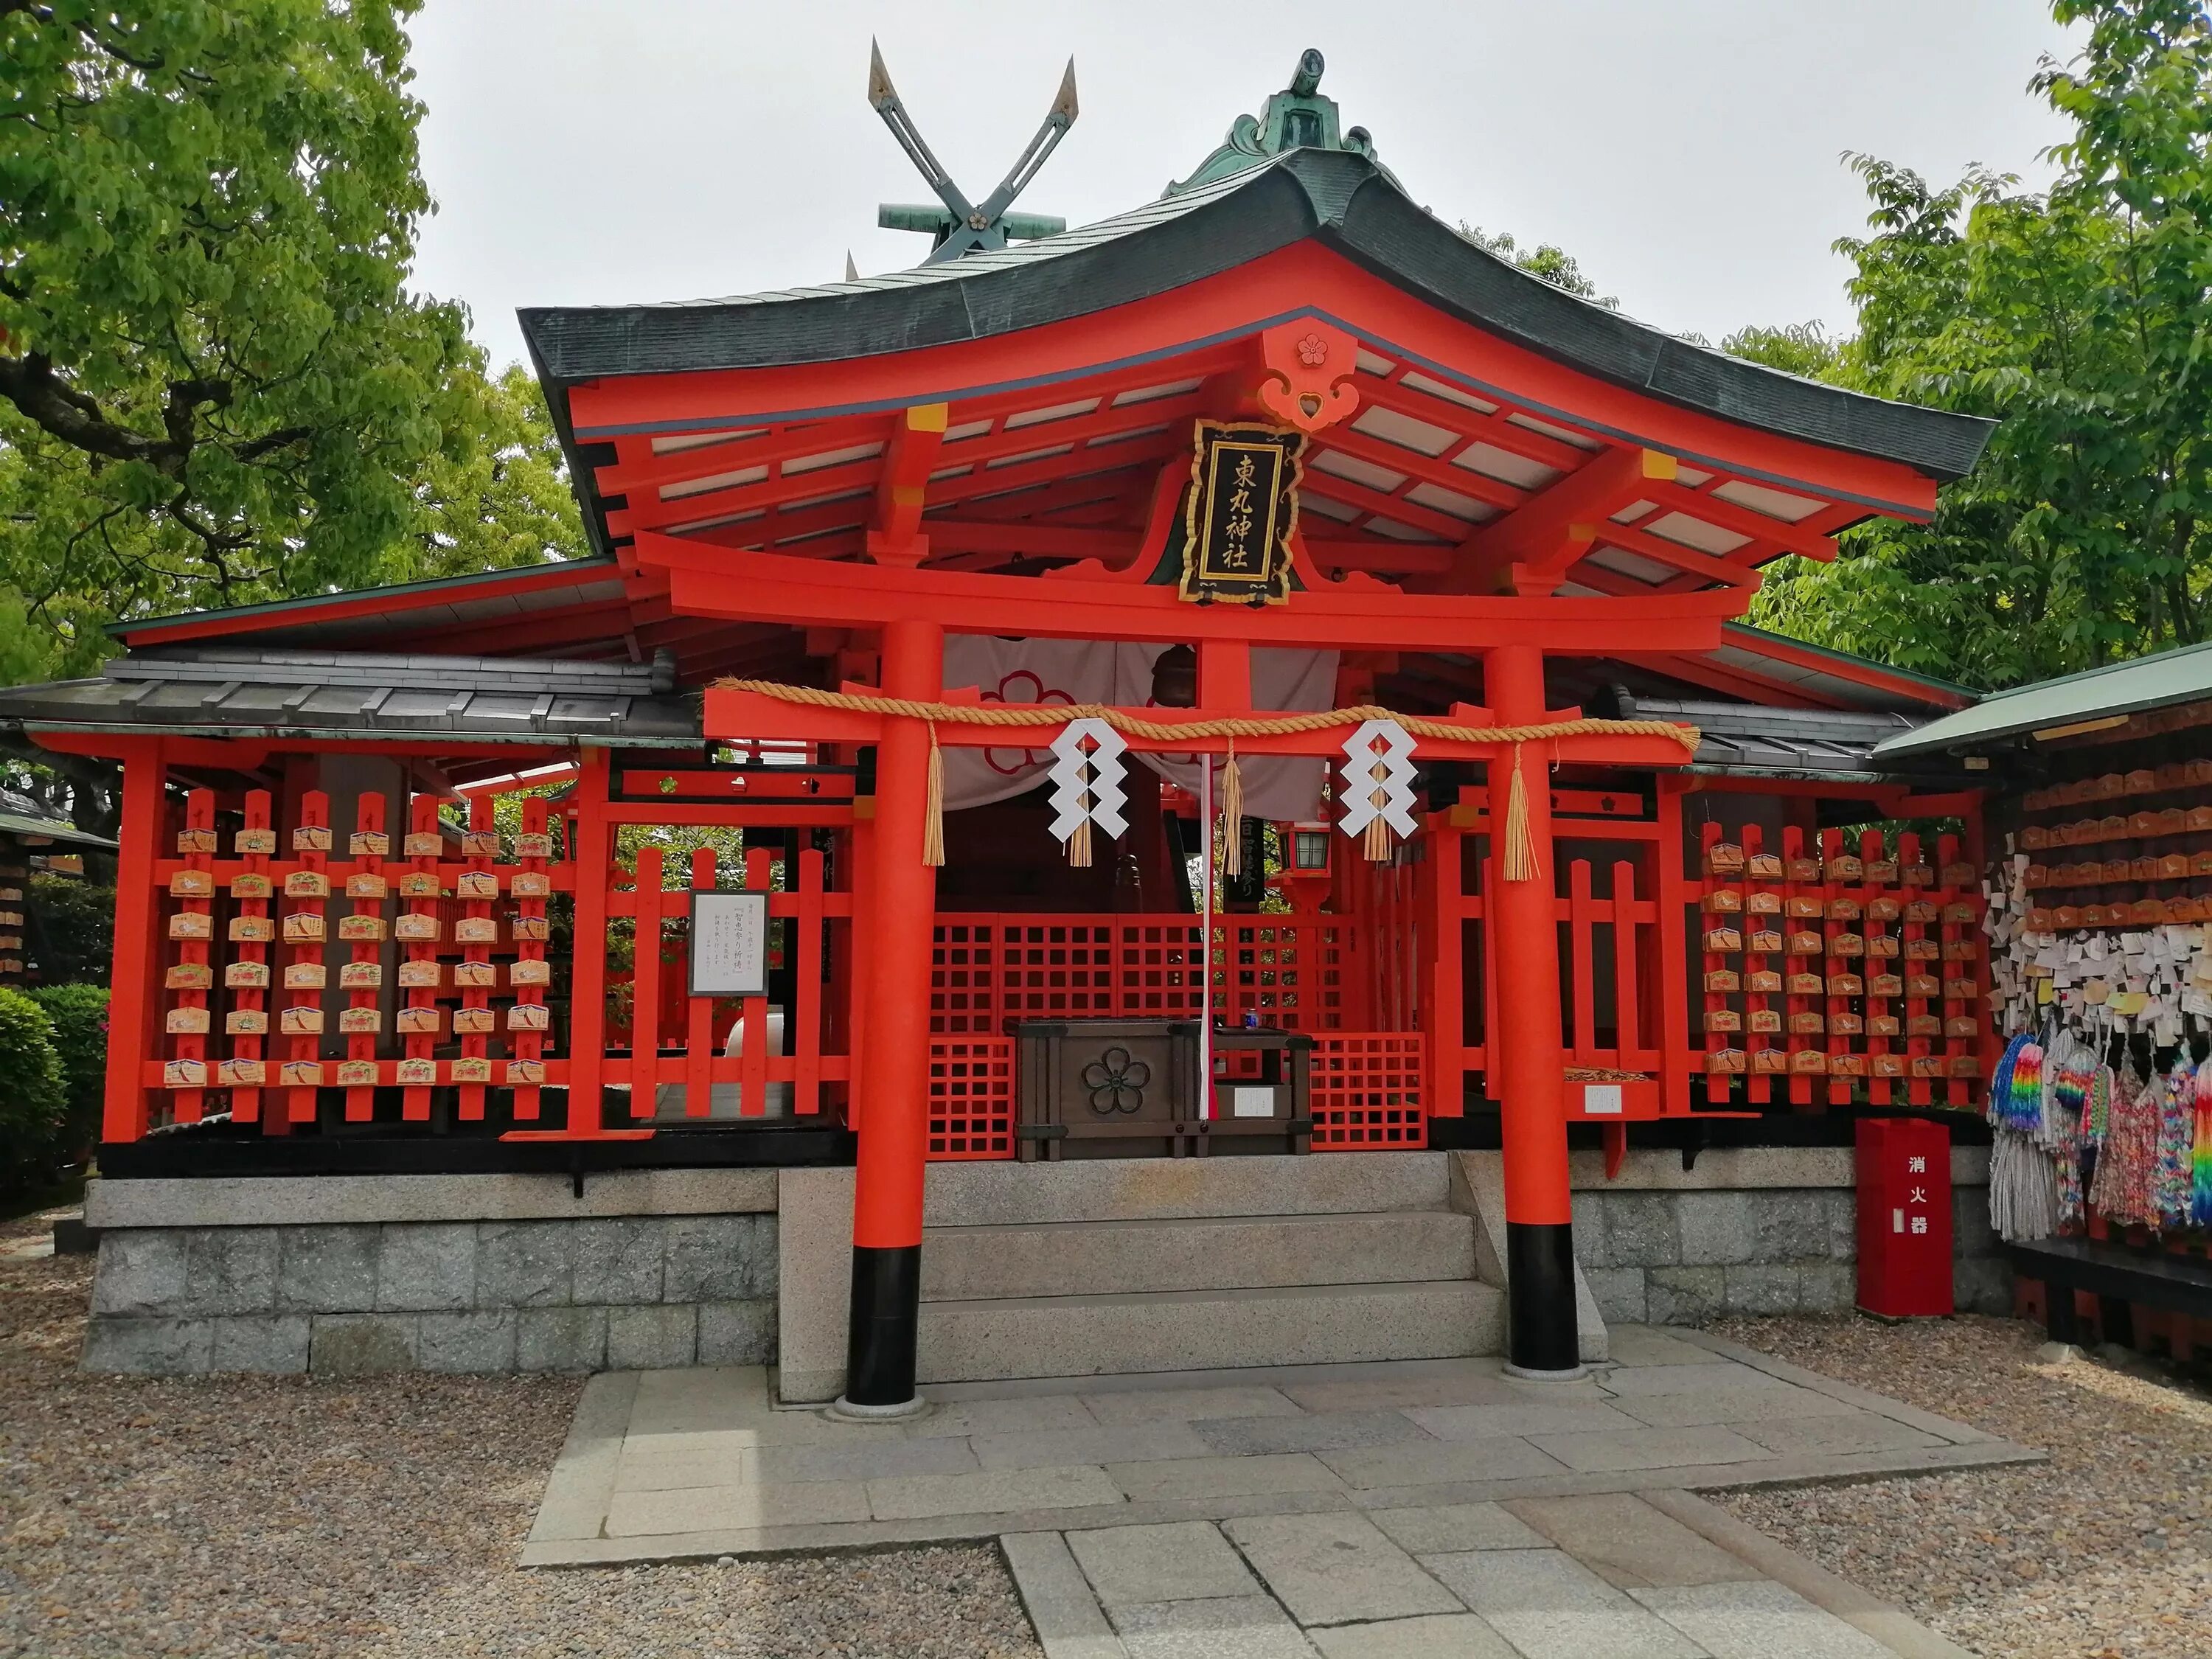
911,1152 -> 1503,1384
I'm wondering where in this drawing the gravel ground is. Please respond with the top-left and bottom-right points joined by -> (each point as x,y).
0,1211 -> 1040,1659
1712,1312 -> 2212,1659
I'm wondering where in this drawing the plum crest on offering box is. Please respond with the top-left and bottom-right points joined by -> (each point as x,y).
1180,420 -> 1303,605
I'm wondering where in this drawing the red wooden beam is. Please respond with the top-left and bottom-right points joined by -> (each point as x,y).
1312,424 -> 1526,515
869,402 -> 948,560
1355,372 -> 1591,478
1461,447 -> 1680,593
594,419 -> 880,501
636,531 -> 1741,654
1591,521 -> 1764,591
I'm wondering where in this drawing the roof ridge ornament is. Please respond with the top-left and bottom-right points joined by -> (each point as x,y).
869,38 -> 1078,265
1166,49 -> 1398,198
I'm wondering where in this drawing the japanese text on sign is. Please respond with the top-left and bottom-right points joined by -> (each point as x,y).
1180,420 -> 1303,605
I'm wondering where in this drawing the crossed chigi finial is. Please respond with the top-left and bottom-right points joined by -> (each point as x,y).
866,38 -> 1079,266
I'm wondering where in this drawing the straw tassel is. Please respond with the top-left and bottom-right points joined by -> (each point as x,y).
1068,815 -> 1093,868
922,722 -> 945,868
1502,743 -> 1538,882
1220,741 -> 1244,877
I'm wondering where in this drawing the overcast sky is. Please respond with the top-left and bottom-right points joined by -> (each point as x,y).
404,1 -> 2081,373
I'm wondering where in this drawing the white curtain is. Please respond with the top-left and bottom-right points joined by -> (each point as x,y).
936,638 -> 1339,824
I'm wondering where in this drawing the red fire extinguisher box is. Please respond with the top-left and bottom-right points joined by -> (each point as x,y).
1854,1117 -> 1954,1318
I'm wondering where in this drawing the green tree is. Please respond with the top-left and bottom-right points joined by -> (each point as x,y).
1458,224 -> 1618,309
1753,0 -> 2212,689
0,1 -> 582,676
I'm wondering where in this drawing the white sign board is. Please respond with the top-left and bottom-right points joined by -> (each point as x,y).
1581,1083 -> 1624,1116
689,891 -> 769,998
1231,1085 -> 1277,1119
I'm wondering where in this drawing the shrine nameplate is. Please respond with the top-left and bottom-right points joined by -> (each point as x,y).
689,891 -> 768,998
1179,420 -> 1303,605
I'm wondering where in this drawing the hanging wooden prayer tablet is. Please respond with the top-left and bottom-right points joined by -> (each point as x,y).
219,1059 -> 266,1088
282,963 -> 327,990
394,1007 -> 441,1034
165,1006 -> 210,1035
515,832 -> 554,860
1788,931 -> 1825,955
281,913 -> 326,943
512,871 -> 552,898
1829,1011 -> 1863,1036
507,1004 -> 551,1031
348,830 -> 389,858
165,963 -> 214,991
1703,969 -> 1739,992
235,827 -> 277,855
1704,1009 -> 1742,1034
456,870 -> 499,900
225,1009 -> 268,1036
1705,842 -> 1745,875
1751,1049 -> 1789,1074
1704,888 -> 1742,913
393,914 -> 439,942
279,1060 -> 324,1088
338,961 -> 383,990
1703,928 -> 1742,953
454,917 -> 499,944
164,1058 -> 208,1089
1747,969 -> 1783,993
1746,891 -> 1781,914
223,962 -> 269,990
1829,854 -> 1863,880
1865,860 -> 1896,884
450,1057 -> 492,1085
1705,1048 -> 1746,1074
168,912 -> 212,940
339,1008 -> 382,1034
1791,1050 -> 1827,1075
1787,858 -> 1821,883
504,1059 -> 545,1086
1872,1053 -> 1906,1078
462,831 -> 501,858
1788,973 -> 1823,995
231,872 -> 273,900
451,960 -> 495,988
1870,973 -> 1903,997
170,869 -> 215,897
345,872 -> 389,900
177,827 -> 218,855
1749,930 -> 1784,953
285,870 -> 331,898
1747,1009 -> 1781,1034
1747,852 -> 1783,880
1789,895 -> 1823,918
338,915 -> 388,942
336,1060 -> 378,1087
1827,973 -> 1864,995
399,959 -> 443,988
279,1006 -> 325,1035
395,1058 -> 438,1087
1868,1014 -> 1901,1037
451,1007 -> 495,1035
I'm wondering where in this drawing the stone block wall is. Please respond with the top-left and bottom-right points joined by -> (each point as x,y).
83,1197 -> 777,1377
1573,1171 -> 2007,1326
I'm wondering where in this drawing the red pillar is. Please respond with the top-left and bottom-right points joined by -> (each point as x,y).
102,740 -> 165,1145
844,616 -> 944,1410
1484,644 -> 1582,1376
563,747 -> 613,1134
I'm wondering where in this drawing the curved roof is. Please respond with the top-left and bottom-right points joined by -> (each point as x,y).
521,149 -> 1992,484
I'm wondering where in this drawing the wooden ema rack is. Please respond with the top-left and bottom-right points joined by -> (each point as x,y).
1699,823 -> 1987,1109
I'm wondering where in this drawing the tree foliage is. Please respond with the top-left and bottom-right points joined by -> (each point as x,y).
1752,0 -> 2212,689
1458,224 -> 1619,309
0,0 -> 582,681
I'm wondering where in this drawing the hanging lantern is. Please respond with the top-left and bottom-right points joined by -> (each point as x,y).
1338,718 -> 1416,861
1048,717 -> 1129,866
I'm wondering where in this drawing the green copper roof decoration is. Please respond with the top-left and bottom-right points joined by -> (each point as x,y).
870,39 -> 1079,265
1166,49 -> 1399,198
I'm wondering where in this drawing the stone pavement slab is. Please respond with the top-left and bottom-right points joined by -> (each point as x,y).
1307,1613 -> 1520,1658
1367,1502 -> 1547,1554
1197,1410 -> 1431,1457
1505,1493 -> 1759,1589
1223,1511 -> 1464,1626
1522,1425 -> 1771,1474
1633,1579 -> 1900,1658
1106,1453 -> 1346,1503
1068,1520 -> 1260,1604
1002,1531 -> 1126,1659
1418,1548 -> 1708,1658
526,1334 -> 2036,1566
1107,1594 -> 1317,1658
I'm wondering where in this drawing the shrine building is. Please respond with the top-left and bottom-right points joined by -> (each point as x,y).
5,53 -> 2004,1403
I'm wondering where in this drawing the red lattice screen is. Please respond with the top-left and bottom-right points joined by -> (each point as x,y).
931,912 -> 1358,1035
1312,1033 -> 1427,1150
927,1037 -> 1015,1160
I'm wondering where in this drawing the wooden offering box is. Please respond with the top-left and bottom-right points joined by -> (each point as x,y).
1011,1018 -> 1313,1158
1014,1018 -> 1197,1160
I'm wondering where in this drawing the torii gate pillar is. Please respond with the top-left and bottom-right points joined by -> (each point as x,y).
841,616 -> 943,1413
1484,644 -> 1583,1377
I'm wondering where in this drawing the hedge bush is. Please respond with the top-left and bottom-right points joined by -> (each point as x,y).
28,875 -> 113,987
25,983 -> 107,1162
0,987 -> 66,1196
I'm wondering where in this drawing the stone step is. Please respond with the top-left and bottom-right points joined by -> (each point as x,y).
920,1152 -> 1448,1229
919,1210 -> 1477,1302
916,1279 -> 1505,1383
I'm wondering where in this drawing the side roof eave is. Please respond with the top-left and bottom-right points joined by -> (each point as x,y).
521,150 -> 1994,485
1873,638 -> 2212,759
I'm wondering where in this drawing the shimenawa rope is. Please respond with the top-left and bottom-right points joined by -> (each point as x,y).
716,679 -> 1700,878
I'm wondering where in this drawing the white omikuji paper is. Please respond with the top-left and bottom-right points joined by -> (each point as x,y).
935,636 -> 1340,824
